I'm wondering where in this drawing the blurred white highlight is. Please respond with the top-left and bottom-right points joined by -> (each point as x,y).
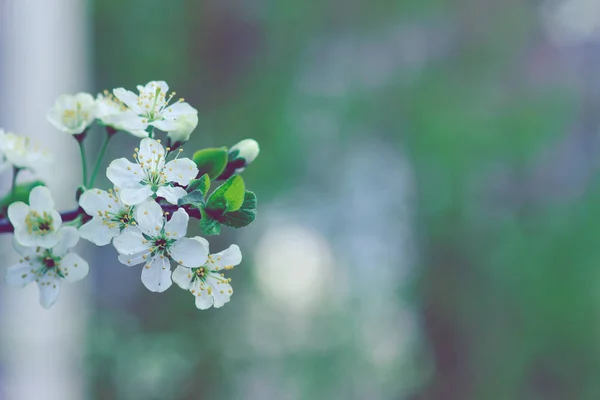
254,223 -> 334,314
543,0 -> 600,43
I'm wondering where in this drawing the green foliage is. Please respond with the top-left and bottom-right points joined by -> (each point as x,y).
192,148 -> 228,180
177,190 -> 205,209
206,175 -> 245,213
199,207 -> 221,236
177,174 -> 255,235
221,191 -> 257,228
187,174 -> 210,196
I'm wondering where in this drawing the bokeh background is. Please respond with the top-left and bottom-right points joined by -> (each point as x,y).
2,0 -> 600,399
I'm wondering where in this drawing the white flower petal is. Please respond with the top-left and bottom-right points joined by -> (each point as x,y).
79,218 -> 119,246
166,112 -> 198,143
195,286 -> 214,310
52,227 -> 79,257
15,228 -> 61,248
164,208 -> 188,239
113,88 -> 143,114
211,245 -> 242,270
106,158 -> 143,188
6,260 -> 39,288
109,111 -> 148,132
141,256 -> 172,292
138,138 -> 165,168
134,201 -> 164,236
11,235 -> 40,257
162,102 -> 197,117
59,253 -> 89,282
79,189 -> 111,215
37,277 -> 61,309
164,158 -> 198,185
113,230 -> 149,255
210,280 -> 233,308
46,108 -> 65,132
152,119 -> 178,132
191,236 -> 210,252
29,186 -> 55,211
118,249 -> 151,266
120,186 -> 153,206
169,237 -> 209,268
156,186 -> 187,205
172,265 -> 194,290
154,81 -> 170,94
7,202 -> 29,230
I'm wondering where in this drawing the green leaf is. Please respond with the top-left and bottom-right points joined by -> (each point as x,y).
186,174 -> 210,196
221,191 -> 257,228
199,207 -> 221,236
192,148 -> 228,179
206,175 -> 245,213
177,190 -> 205,208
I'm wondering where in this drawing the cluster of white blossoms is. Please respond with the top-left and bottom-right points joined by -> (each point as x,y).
46,80 -> 199,144
1,80 -> 258,310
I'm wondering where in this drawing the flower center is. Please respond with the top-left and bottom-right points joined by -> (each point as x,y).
154,238 -> 168,250
135,84 -> 182,124
25,211 -> 54,236
36,249 -> 63,277
43,257 -> 57,268
62,103 -> 89,129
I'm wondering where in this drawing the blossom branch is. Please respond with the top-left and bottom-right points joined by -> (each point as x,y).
0,203 -> 200,233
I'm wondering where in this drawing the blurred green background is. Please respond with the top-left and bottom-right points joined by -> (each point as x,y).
59,0 -> 600,398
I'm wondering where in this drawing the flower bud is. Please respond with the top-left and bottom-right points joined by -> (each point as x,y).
230,139 -> 260,165
167,112 -> 199,145
217,139 -> 260,180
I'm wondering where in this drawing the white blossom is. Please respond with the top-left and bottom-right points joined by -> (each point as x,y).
0,129 -> 51,173
47,93 -> 96,135
112,201 -> 209,292
78,187 -> 136,246
8,186 -> 62,248
172,238 -> 241,310
6,227 -> 89,309
166,112 -> 198,145
113,80 -> 198,136
106,138 -> 198,206
95,92 -> 143,135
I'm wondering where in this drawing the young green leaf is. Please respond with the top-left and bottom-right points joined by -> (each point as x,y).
186,173 -> 210,196
199,207 -> 221,236
192,148 -> 228,179
221,191 -> 257,228
178,190 -> 206,208
206,175 -> 245,213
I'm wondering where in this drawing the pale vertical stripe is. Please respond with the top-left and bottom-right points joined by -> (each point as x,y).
0,1 -> 89,399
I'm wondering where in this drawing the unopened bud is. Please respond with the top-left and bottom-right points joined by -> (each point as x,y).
229,139 -> 259,165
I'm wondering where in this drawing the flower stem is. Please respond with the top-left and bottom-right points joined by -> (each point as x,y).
78,141 -> 88,187
10,167 -> 21,196
89,133 -> 112,187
